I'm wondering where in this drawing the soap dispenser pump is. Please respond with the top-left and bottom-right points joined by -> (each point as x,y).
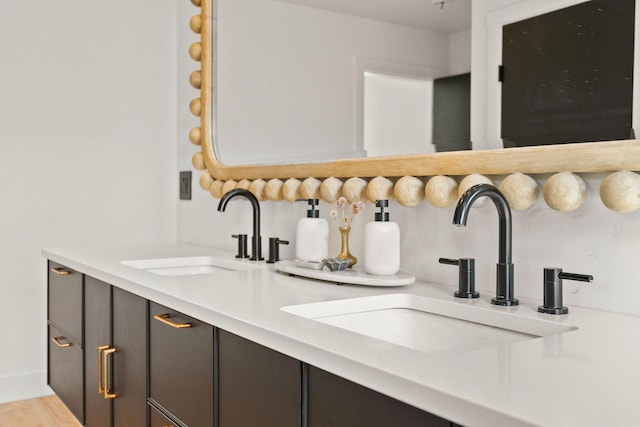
295,199 -> 329,262
364,200 -> 400,275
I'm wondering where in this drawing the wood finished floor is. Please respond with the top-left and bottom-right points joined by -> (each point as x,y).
0,395 -> 81,427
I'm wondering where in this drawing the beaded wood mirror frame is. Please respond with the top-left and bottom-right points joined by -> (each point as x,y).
186,0 -> 640,213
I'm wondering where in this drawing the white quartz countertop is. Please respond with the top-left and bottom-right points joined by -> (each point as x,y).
43,243 -> 640,427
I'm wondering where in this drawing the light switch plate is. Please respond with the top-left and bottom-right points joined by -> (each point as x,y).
179,171 -> 192,200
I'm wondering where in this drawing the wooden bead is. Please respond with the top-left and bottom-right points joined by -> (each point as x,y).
600,171 -> 640,213
189,70 -> 201,89
249,179 -> 267,201
459,174 -> 493,196
458,174 -> 493,208
394,176 -> 424,207
300,178 -> 322,200
199,171 -> 213,191
282,178 -> 302,202
189,42 -> 202,61
190,0 -> 201,6
192,152 -> 206,170
367,176 -> 394,202
499,173 -> 539,211
425,176 -> 458,208
189,15 -> 202,34
222,180 -> 238,195
266,179 -> 284,201
189,98 -> 201,117
189,127 -> 201,145
543,172 -> 587,212
342,177 -> 369,203
210,180 -> 224,199
320,177 -> 344,203
236,179 -> 251,191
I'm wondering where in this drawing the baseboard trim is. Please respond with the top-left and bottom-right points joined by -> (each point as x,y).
0,371 -> 53,404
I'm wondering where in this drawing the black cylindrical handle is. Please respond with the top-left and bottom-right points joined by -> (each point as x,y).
267,238 -> 289,264
439,257 -> 478,298
539,268 -> 592,315
558,272 -> 593,283
232,234 -> 249,259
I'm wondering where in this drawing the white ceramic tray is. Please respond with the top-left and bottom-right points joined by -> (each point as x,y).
274,260 -> 415,287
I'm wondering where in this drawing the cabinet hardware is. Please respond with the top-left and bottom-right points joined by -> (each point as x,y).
51,267 -> 71,275
232,234 -> 250,259
439,257 -> 479,299
538,268 -> 593,314
51,336 -> 72,348
154,313 -> 193,329
102,347 -> 117,399
97,345 -> 109,395
267,237 -> 289,264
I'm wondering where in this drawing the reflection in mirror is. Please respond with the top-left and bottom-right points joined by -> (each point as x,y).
192,0 -> 640,214
363,72 -> 435,157
214,0 -> 472,166
500,0 -> 634,147
481,0 -> 639,150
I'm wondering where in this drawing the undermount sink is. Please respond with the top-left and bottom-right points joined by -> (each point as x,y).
281,294 -> 577,355
121,255 -> 265,276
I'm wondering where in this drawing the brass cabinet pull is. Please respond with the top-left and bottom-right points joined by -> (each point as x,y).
51,267 -> 71,275
102,347 -> 117,399
97,345 -> 109,394
51,336 -> 72,348
154,313 -> 193,329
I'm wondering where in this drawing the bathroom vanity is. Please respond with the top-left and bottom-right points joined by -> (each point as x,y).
44,243 -> 640,427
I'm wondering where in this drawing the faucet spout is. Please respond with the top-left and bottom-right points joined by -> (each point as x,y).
453,184 -> 518,306
218,189 -> 263,261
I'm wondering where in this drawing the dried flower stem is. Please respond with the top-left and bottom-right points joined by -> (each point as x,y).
330,197 -> 365,227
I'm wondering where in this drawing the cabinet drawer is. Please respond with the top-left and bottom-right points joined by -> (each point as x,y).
149,302 -> 214,427
48,261 -> 83,347
219,330 -> 300,427
48,325 -> 84,424
308,366 -> 449,427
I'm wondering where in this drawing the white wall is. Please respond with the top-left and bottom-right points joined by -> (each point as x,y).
0,0 -> 177,403
179,0 -> 640,322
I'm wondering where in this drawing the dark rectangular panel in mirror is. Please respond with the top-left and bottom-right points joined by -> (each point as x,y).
501,0 -> 635,147
433,72 -> 471,152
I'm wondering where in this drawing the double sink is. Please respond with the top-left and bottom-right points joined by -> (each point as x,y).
122,255 -> 577,357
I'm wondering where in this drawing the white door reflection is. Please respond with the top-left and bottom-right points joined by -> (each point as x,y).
364,72 -> 435,157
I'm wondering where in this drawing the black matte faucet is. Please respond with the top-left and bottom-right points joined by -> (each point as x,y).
453,184 -> 518,306
218,189 -> 263,261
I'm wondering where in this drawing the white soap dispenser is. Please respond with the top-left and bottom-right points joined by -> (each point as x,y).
364,200 -> 400,275
295,199 -> 329,263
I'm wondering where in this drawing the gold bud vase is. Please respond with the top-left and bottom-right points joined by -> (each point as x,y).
337,226 -> 357,268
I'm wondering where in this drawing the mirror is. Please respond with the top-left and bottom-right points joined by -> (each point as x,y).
193,0 -> 640,188
213,0 -> 472,166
